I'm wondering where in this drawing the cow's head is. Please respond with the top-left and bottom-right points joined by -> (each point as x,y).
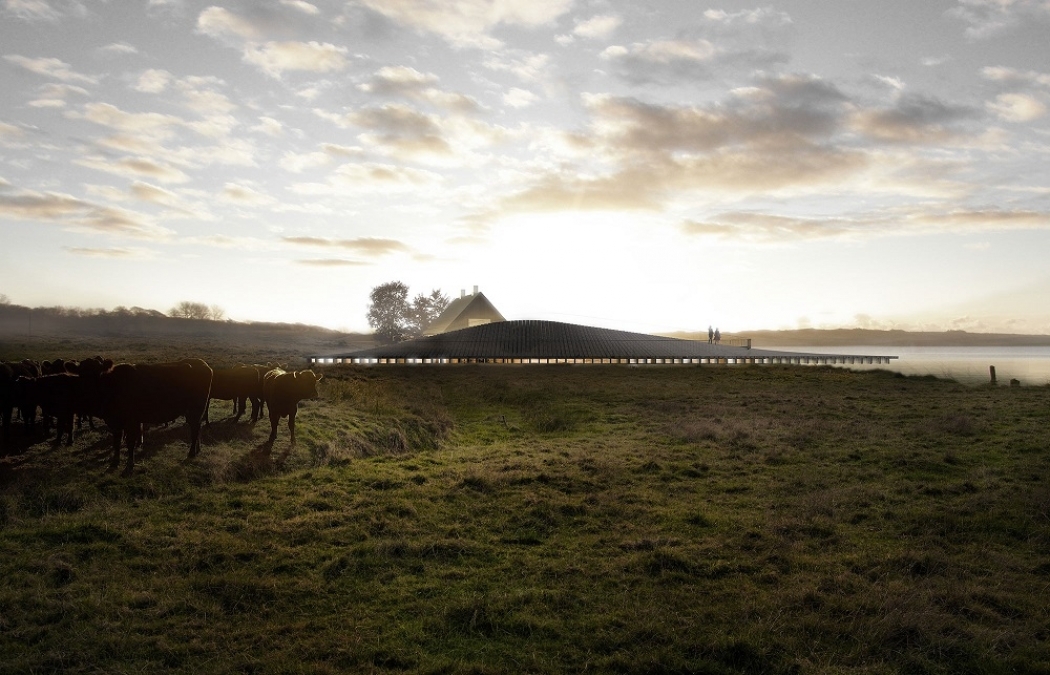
294,370 -> 323,399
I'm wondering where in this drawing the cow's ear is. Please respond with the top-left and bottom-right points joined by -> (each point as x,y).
316,373 -> 324,383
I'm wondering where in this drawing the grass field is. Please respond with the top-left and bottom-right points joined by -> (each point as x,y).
1,337 -> 1049,674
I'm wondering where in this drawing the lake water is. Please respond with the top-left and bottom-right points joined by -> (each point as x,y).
784,346 -> 1050,386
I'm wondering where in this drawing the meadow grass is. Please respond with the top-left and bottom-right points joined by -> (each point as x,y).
1,340 -> 1048,674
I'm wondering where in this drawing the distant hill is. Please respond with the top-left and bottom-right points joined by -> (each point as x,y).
0,303 -> 376,354
664,328 -> 1050,347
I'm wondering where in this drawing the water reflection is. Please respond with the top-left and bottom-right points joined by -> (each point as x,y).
790,346 -> 1050,386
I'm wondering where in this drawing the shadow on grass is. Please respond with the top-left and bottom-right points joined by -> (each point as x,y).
222,441 -> 292,482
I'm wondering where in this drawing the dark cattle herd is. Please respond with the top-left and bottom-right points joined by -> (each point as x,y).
1,357 -> 322,475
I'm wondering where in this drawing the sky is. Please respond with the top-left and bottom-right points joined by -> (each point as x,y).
2,0 -> 1050,336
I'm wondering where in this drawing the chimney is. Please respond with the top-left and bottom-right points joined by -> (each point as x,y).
460,289 -> 465,299
473,285 -> 479,295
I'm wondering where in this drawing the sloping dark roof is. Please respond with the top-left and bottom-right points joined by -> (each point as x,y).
314,320 -> 876,361
423,292 -> 505,335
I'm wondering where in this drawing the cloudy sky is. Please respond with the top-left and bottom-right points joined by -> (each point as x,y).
2,0 -> 1049,335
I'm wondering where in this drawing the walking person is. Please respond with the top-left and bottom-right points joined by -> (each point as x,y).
708,325 -> 714,344
714,328 -> 721,344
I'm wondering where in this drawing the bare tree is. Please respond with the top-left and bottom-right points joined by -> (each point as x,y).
209,304 -> 226,321
170,301 -> 211,320
0,294 -> 10,306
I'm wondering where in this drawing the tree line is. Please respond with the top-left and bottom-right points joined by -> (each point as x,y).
0,297 -> 226,322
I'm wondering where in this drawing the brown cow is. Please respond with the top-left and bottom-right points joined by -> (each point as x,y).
247,363 -> 282,423
261,368 -> 321,445
205,365 -> 261,423
97,358 -> 213,475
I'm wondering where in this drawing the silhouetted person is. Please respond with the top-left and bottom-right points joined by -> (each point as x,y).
708,325 -> 713,344
714,328 -> 721,344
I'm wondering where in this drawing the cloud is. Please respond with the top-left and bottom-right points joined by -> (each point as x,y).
129,181 -> 180,205
63,246 -> 152,259
134,68 -> 173,93
911,207 -> 1050,231
282,236 -> 409,255
359,66 -> 482,112
3,54 -> 98,84
600,38 -> 788,85
0,182 -> 172,238
492,75 -> 884,219
75,155 -> 191,184
583,76 -> 849,156
3,0 -> 64,21
358,0 -> 573,48
196,5 -> 263,40
252,116 -> 284,136
981,66 -> 1050,87
100,42 -> 139,55
295,258 -> 370,267
27,82 -> 88,107
682,212 -> 869,242
196,4 -> 345,77
242,40 -> 349,78
316,103 -> 494,164
288,161 -> 442,195
873,74 -> 906,91
350,104 -> 450,157
949,0 -> 1050,38
851,93 -> 977,143
482,51 -> 550,83
4,0 -> 53,20
987,93 -> 1047,121
503,87 -> 538,108
220,182 -> 277,205
280,0 -> 318,15
573,14 -> 621,39
702,7 -> 793,27
500,170 -> 664,212
0,121 -> 24,140
681,207 -> 1050,242
278,150 -> 330,173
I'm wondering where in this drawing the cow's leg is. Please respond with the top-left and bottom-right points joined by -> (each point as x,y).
234,397 -> 245,420
60,412 -> 74,446
187,419 -> 202,458
288,410 -> 297,446
110,427 -> 123,470
268,409 -> 280,442
123,428 -> 139,477
1,406 -> 11,445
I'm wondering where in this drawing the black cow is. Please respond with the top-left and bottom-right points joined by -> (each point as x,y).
70,356 -> 111,430
18,372 -> 78,445
206,365 -> 262,423
97,358 -> 213,475
261,368 -> 321,445
1,360 -> 40,446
